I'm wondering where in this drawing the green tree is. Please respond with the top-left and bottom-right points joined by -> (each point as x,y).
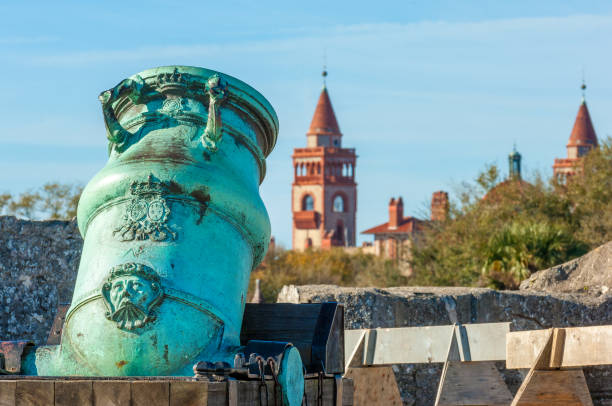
0,193 -> 11,213
562,138 -> 612,246
8,191 -> 41,219
0,182 -> 82,220
39,183 -> 83,219
249,247 -> 405,303
410,137 -> 611,289
482,221 -> 588,289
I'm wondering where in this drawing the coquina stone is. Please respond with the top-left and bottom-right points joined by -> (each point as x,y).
520,241 -> 612,294
1,217 -> 611,403
278,284 -> 612,405
0,216 -> 81,344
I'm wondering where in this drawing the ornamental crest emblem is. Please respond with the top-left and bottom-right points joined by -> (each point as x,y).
113,175 -> 177,241
160,97 -> 184,115
101,262 -> 164,330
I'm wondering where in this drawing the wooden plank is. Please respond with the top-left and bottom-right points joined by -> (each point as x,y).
93,381 -> 131,406
231,380 -> 277,406
435,361 -> 512,406
303,377 -> 335,405
170,381 -> 207,406
550,329 -> 566,368
345,367 -> 402,406
335,375 -> 343,406
131,381 -> 170,406
506,330 -> 548,369
204,382 -> 227,405
55,381 -> 92,406
345,323 -> 509,366
511,369 -> 593,406
563,325 -> 612,367
0,381 -> 16,406
15,380 -> 54,406
345,330 -> 367,369
342,378 -> 354,406
462,323 -> 510,361
320,303 -> 345,374
507,325 -> 612,368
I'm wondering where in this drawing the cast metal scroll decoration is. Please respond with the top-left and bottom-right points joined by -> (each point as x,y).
202,74 -> 228,152
113,175 -> 177,242
101,262 -> 164,330
99,75 -> 145,155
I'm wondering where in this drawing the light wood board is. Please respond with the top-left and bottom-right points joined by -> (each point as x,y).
345,366 -> 402,406
507,325 -> 612,369
435,361 -> 512,406
511,369 -> 593,406
345,322 -> 510,366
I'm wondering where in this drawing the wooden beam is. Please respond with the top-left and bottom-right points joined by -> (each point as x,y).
511,329 -> 593,406
55,381 -> 92,406
511,370 -> 592,406
345,322 -> 509,366
15,380 -> 54,406
92,381 -> 131,406
435,327 -> 512,406
0,377 -> 351,406
0,380 -> 16,406
344,366 -> 402,406
507,325 -> 612,369
435,361 -> 512,406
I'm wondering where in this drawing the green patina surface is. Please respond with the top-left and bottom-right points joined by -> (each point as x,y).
25,66 -> 284,379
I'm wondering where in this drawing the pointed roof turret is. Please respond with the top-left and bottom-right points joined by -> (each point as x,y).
568,85 -> 598,148
307,86 -> 342,137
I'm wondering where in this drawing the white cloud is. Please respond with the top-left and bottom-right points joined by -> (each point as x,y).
26,14 -> 612,66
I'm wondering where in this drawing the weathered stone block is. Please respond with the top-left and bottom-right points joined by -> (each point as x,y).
278,285 -> 612,405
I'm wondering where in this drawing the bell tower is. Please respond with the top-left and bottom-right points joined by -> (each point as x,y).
553,82 -> 599,178
292,71 -> 357,250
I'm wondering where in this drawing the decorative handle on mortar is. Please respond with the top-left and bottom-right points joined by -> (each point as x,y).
202,74 -> 228,152
99,75 -> 145,155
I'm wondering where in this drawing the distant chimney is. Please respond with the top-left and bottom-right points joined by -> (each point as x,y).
250,279 -> 264,304
430,191 -> 449,221
389,197 -> 403,229
268,236 -> 276,253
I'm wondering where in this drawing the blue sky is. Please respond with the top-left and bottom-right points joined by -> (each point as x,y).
1,1 -> 611,246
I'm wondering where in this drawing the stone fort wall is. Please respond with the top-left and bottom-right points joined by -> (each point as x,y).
0,216 -> 81,344
1,216 -> 610,404
278,285 -> 612,405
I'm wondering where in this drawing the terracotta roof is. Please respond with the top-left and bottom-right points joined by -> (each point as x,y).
361,217 -> 423,235
568,100 -> 598,147
307,87 -> 341,137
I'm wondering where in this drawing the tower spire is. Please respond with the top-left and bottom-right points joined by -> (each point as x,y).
581,68 -> 586,103
322,50 -> 327,87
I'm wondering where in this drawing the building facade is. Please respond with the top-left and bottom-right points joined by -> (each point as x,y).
553,86 -> 598,178
291,82 -> 357,250
361,192 -> 448,274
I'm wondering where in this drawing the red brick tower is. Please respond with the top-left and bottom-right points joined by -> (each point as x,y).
292,73 -> 357,250
553,84 -> 598,179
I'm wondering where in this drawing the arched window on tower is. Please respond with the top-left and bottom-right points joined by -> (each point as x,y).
332,195 -> 345,212
302,195 -> 314,211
